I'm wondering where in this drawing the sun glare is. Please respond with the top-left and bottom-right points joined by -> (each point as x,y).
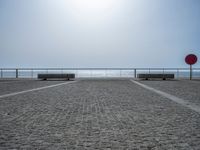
66,0 -> 120,21
70,0 -> 115,12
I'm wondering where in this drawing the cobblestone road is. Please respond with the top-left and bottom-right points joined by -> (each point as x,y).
0,80 -> 66,95
0,79 -> 200,150
139,79 -> 200,106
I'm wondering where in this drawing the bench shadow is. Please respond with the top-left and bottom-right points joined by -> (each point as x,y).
37,79 -> 75,81
138,79 -> 179,81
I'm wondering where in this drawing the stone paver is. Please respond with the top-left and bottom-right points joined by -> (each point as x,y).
139,79 -> 200,106
0,79 -> 200,149
0,80 -> 66,95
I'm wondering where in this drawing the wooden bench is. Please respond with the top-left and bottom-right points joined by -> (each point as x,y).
38,74 -> 75,80
137,74 -> 174,80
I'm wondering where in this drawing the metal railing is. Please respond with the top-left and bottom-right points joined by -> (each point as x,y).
0,68 -> 200,79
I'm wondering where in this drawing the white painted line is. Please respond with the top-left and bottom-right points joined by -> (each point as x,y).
0,81 -> 77,99
130,79 -> 200,114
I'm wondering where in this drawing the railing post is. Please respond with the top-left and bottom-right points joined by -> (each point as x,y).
31,69 -> 34,78
162,68 -> 164,79
1,69 -> 3,78
16,69 -> 18,78
76,70 -> 78,78
90,69 -> 93,78
177,69 -> 179,78
134,69 -> 137,78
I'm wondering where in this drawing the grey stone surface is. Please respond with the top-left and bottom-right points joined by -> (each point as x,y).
0,80 -> 66,95
139,79 -> 200,106
0,79 -> 200,149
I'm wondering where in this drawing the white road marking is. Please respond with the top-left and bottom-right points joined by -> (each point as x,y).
130,79 -> 200,114
0,81 -> 77,99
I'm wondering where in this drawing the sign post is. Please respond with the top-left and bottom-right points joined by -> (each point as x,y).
185,54 -> 198,80
190,64 -> 192,80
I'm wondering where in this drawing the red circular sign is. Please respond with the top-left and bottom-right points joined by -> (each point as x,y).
185,54 -> 198,65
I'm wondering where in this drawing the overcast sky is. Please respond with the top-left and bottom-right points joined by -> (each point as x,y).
0,0 -> 200,68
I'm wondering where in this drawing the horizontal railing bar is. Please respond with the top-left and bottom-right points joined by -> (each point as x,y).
0,68 -> 200,70
0,67 -> 199,79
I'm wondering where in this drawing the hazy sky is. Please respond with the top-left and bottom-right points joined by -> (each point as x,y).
0,0 -> 200,68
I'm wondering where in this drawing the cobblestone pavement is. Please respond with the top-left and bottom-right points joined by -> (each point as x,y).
139,79 -> 200,106
0,80 -> 66,95
0,79 -> 200,150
